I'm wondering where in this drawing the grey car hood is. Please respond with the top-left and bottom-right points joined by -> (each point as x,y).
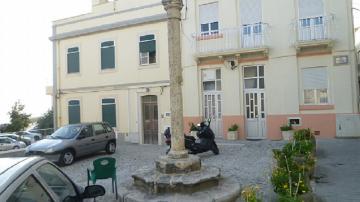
28,138 -> 66,152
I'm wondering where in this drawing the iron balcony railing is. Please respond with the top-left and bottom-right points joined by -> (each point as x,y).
193,23 -> 268,55
295,15 -> 334,42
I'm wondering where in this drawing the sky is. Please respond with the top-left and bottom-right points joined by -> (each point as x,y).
0,0 -> 92,123
0,0 -> 359,124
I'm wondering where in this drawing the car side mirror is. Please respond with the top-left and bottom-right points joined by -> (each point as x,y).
81,185 -> 105,199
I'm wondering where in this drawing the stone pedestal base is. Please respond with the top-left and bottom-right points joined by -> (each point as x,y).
119,177 -> 241,202
155,154 -> 201,174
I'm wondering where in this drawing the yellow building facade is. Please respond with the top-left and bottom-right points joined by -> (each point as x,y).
51,0 -> 360,144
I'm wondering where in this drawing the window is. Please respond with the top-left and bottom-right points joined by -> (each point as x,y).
101,41 -> 115,70
67,47 -> 79,73
81,125 -> 93,138
139,35 -> 156,65
302,67 -> 328,105
93,123 -> 107,135
202,69 -> 221,91
102,98 -> 117,127
244,66 -> 264,89
37,163 -> 77,201
298,0 -> 324,19
7,175 -> 52,202
199,2 -> 219,35
68,100 -> 80,124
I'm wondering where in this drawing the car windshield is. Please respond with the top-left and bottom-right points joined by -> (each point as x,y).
51,125 -> 82,139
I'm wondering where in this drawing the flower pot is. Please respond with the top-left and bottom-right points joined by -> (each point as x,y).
281,130 -> 294,140
227,131 -> 238,140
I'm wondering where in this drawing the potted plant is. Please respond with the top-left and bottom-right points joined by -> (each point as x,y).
280,124 -> 293,141
189,122 -> 198,137
227,124 -> 239,140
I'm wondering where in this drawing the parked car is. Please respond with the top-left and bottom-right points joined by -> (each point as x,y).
0,137 -> 26,151
25,122 -> 117,166
0,133 -> 32,146
0,157 -> 105,201
16,131 -> 42,143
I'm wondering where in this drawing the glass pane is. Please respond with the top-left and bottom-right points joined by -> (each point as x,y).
318,89 -> 328,104
255,106 -> 258,117
93,124 -> 106,135
216,80 -> 221,91
246,107 -> 250,118
68,100 -> 80,106
253,23 -> 262,34
102,99 -> 115,104
245,79 -> 257,89
149,51 -> 156,64
261,113 -> 265,118
67,47 -> 78,53
7,175 -> 52,202
259,66 -> 264,76
101,41 -> 114,47
259,78 -> 265,89
244,66 -> 257,77
140,34 -> 155,41
201,24 -> 209,32
154,106 -> 158,120
304,89 -> 315,104
68,106 -> 80,124
246,94 -> 249,105
140,40 -> 156,53
314,16 -> 323,25
216,69 -> 221,79
37,164 -> 77,201
203,81 -> 216,91
210,22 -> 219,31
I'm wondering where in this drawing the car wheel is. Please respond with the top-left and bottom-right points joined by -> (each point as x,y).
60,150 -> 75,166
105,141 -> 116,154
13,146 -> 20,150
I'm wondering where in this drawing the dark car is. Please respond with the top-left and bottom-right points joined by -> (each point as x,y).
0,157 -> 105,201
26,122 -> 117,166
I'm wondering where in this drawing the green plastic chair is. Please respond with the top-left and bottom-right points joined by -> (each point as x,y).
87,157 -> 118,199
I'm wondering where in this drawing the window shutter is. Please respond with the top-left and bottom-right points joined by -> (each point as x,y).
298,0 -> 324,19
102,99 -> 116,127
302,67 -> 328,90
67,47 -> 79,73
68,100 -> 80,124
199,2 -> 219,24
240,0 -> 262,24
101,47 -> 115,69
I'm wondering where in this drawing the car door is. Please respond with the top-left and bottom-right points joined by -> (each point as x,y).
2,138 -> 13,150
73,124 -> 95,156
0,138 -> 6,151
92,123 -> 109,151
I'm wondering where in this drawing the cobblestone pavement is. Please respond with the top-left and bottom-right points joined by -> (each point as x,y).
314,139 -> 360,202
61,139 -> 284,201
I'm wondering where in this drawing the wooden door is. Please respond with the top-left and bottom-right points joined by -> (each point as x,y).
142,96 -> 158,144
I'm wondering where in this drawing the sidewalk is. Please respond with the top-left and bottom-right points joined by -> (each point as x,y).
314,139 -> 360,202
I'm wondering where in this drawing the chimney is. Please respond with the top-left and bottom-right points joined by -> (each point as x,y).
92,0 -> 108,7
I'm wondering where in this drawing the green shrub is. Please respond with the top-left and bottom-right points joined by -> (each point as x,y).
241,185 -> 262,202
293,129 -> 313,141
280,124 -> 293,131
228,124 -> 239,132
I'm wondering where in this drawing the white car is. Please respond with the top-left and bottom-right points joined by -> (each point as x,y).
0,137 -> 26,151
0,157 -> 105,201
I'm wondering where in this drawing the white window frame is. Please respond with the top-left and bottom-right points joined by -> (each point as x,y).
139,34 -> 156,66
199,2 -> 219,36
243,65 -> 265,90
66,46 -> 80,74
202,69 -> 222,92
301,67 -> 329,105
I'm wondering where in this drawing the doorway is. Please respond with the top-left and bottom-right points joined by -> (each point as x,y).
142,95 -> 158,144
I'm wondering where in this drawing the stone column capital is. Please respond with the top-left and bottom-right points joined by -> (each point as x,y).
162,0 -> 183,19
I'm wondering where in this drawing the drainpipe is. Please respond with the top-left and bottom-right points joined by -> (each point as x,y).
52,25 -> 58,129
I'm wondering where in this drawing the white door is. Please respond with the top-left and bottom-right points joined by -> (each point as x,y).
243,65 -> 266,139
203,93 -> 223,138
245,91 -> 266,139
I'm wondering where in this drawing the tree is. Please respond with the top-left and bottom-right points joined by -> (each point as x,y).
5,101 -> 31,132
36,109 -> 53,129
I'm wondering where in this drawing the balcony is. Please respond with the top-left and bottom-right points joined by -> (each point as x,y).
193,23 -> 269,60
293,15 -> 334,54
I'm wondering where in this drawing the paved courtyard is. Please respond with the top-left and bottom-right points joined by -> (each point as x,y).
61,139 -> 284,201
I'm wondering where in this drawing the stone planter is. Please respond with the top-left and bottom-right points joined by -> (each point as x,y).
281,130 -> 294,140
227,131 -> 238,140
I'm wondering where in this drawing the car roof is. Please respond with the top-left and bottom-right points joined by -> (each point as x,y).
0,157 -> 45,194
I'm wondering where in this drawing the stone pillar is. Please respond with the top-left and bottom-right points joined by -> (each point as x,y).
162,0 -> 188,159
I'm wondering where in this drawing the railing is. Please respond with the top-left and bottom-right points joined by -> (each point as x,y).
295,15 -> 333,42
193,23 -> 268,55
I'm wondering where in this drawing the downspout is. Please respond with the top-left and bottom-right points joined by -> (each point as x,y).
127,88 -> 131,142
52,25 -> 58,129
